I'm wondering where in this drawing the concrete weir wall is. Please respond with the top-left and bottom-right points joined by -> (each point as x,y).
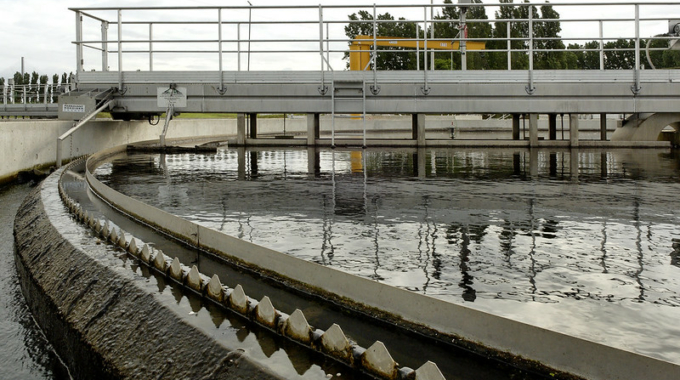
0,119 -> 235,184
14,169 -> 282,380
85,143 -> 680,380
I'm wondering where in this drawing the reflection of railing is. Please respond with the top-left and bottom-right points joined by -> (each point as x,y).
1,84 -> 66,106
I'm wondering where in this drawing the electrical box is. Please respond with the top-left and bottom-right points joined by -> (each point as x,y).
58,91 -> 97,120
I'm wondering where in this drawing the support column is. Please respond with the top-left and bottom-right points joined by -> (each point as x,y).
414,148 -> 427,178
249,113 -> 258,139
307,147 -> 320,177
412,114 -> 426,147
569,114 -> 579,148
307,113 -> 320,146
570,150 -> 579,182
549,114 -> 557,140
237,147 -> 246,180
529,114 -> 538,147
600,113 -> 607,141
512,114 -> 520,140
530,148 -> 539,177
236,113 -> 246,146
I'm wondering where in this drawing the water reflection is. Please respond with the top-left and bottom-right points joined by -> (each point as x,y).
96,148 -> 680,310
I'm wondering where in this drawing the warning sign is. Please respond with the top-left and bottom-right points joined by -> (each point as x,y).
157,87 -> 187,108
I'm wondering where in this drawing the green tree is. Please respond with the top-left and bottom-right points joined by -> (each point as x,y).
604,39 -> 635,70
0,78 -> 4,87
645,38 -> 680,69
61,73 -> 68,84
435,0 -> 491,70
533,3 -> 565,69
52,74 -> 59,85
344,10 -> 419,70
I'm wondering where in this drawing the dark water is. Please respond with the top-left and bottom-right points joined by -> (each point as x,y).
0,183 -> 70,380
95,147 -> 680,364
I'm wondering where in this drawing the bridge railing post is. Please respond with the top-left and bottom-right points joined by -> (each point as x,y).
75,11 -> 83,74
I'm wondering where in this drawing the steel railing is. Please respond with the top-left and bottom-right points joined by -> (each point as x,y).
69,2 -> 680,93
0,83 -> 68,106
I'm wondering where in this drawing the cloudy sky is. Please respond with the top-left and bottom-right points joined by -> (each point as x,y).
1,0 -> 677,81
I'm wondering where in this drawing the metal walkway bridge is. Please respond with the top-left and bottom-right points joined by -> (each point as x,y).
3,1 -> 680,146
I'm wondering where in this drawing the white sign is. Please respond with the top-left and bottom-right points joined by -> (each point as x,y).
157,87 -> 187,108
62,104 -> 86,113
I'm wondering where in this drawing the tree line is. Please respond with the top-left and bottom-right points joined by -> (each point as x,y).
0,71 -> 74,88
344,0 -> 680,71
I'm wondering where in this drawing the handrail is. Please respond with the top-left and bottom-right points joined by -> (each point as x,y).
67,2 -> 680,96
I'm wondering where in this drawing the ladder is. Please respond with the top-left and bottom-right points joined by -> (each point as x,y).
331,80 -> 366,148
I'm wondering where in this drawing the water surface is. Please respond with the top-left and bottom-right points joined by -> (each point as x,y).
95,147 -> 680,364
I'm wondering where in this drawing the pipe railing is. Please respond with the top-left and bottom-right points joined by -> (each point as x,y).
69,2 -> 680,93
0,84 -> 67,106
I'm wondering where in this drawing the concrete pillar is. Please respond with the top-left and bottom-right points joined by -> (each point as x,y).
569,114 -> 579,148
249,113 -> 258,139
530,148 -> 539,177
549,114 -> 557,140
237,147 -> 246,180
600,113 -> 607,141
412,114 -> 426,147
236,113 -> 246,146
512,114 -> 520,140
415,148 -> 427,178
307,147 -> 320,177
307,113 -> 320,146
529,114 -> 538,147
570,150 -> 579,182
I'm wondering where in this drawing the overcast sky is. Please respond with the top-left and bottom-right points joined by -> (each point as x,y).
1,0 -> 678,81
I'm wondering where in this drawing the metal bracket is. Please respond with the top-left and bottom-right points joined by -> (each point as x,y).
421,86 -> 431,96
370,85 -> 381,95
115,86 -> 128,96
630,84 -> 642,95
217,86 -> 228,95
525,85 -> 536,95
318,85 -> 328,95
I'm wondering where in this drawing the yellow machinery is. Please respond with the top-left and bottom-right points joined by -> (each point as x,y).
349,35 -> 486,70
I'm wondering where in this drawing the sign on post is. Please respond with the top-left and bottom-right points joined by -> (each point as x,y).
157,86 -> 187,108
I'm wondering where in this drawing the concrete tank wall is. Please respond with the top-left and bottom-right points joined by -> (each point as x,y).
0,119 -> 235,184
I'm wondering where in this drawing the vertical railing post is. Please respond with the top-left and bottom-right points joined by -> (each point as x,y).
372,4 -> 379,94
633,3 -> 641,94
526,5 -> 535,94
422,6 -> 430,94
416,25 -> 420,70
218,9 -> 225,92
318,5 -> 327,95
237,23 -> 241,71
599,20 -> 604,70
430,0 -> 434,71
149,23 -> 154,71
76,11 -> 84,73
101,21 -> 109,71
460,8 -> 467,71
117,9 -> 123,90
507,20 -> 512,70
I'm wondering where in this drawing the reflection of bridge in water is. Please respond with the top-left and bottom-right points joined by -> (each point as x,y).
3,2 -> 680,148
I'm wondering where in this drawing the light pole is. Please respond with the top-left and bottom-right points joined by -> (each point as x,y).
247,1 -> 252,71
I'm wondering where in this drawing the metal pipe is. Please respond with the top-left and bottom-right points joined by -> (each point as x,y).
149,23 -> 153,71
102,21 -> 109,71
218,9 -> 223,90
248,1 -> 252,71
633,4 -> 641,93
599,20 -> 604,70
507,20 -> 511,70
430,0 -> 434,71
76,12 -> 83,72
117,9 -> 123,90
